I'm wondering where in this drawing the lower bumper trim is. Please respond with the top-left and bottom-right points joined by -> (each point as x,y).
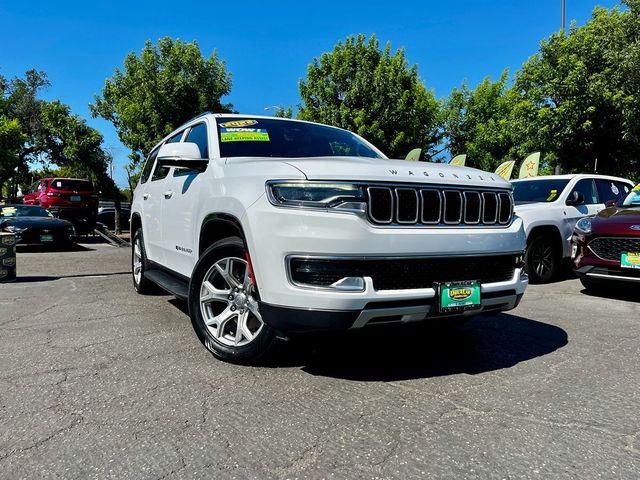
259,291 -> 523,333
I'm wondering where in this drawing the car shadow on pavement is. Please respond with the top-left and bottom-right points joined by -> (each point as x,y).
265,314 -> 568,381
580,287 -> 638,302
13,271 -> 131,283
16,244 -> 94,253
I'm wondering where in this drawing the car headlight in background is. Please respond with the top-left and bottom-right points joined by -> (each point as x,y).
575,217 -> 593,234
267,182 -> 367,213
4,225 -> 27,234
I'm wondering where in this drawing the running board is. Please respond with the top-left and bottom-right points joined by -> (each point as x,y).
144,269 -> 189,301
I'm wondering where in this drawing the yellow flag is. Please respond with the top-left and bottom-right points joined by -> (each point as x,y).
518,152 -> 541,179
405,148 -> 421,161
495,160 -> 516,180
449,154 -> 466,166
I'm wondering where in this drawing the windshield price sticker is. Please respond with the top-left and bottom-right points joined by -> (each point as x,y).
438,281 -> 482,313
220,128 -> 270,142
219,119 -> 258,128
621,252 -> 640,269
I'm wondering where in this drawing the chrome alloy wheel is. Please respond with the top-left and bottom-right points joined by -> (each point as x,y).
133,237 -> 143,284
199,257 -> 263,347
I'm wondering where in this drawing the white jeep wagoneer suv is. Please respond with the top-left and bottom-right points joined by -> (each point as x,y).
130,113 -> 528,363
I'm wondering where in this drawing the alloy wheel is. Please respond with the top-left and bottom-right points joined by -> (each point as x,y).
199,257 -> 263,347
133,237 -> 143,284
530,238 -> 554,279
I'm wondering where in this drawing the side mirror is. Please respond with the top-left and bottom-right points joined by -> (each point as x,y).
566,191 -> 585,206
157,142 -> 209,171
605,199 -> 617,208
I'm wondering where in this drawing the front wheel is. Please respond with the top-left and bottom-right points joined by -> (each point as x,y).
132,229 -> 155,294
525,234 -> 559,284
188,237 -> 275,364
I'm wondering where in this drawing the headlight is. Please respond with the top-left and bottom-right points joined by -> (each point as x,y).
575,217 -> 593,234
267,182 -> 366,212
4,225 -> 26,234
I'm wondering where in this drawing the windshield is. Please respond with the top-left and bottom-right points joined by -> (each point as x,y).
620,185 -> 640,207
1,205 -> 53,218
512,179 -> 570,205
216,118 -> 383,159
50,179 -> 93,191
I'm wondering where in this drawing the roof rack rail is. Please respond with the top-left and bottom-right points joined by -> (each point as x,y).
182,111 -> 212,124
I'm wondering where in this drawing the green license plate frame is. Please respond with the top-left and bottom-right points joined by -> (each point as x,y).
437,280 -> 482,313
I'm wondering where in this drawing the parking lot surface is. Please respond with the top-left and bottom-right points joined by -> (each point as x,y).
1,243 -> 639,479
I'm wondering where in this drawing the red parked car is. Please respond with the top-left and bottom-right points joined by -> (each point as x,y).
22,178 -> 98,234
572,184 -> 640,291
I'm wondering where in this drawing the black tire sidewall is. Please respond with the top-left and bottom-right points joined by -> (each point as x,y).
526,235 -> 558,284
132,229 -> 153,294
188,237 -> 275,364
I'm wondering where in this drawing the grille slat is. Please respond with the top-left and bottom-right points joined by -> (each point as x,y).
589,237 -> 640,262
290,255 -> 517,290
366,185 -> 513,227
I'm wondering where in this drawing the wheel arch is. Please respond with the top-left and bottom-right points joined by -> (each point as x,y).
130,212 -> 142,238
198,213 -> 247,257
527,224 -> 563,254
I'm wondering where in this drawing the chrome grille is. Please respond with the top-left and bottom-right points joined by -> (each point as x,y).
367,185 -> 513,227
589,237 -> 640,261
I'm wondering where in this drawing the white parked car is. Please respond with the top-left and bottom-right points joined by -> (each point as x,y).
512,174 -> 634,283
130,113 -> 528,363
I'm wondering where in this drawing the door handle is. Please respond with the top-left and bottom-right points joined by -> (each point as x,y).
163,191 -> 174,199
143,193 -> 150,200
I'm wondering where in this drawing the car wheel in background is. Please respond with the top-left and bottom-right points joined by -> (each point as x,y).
525,234 -> 559,284
188,236 -> 275,364
132,229 -> 155,294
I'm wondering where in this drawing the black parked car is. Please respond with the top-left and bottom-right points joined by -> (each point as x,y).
96,208 -> 131,230
0,205 -> 76,247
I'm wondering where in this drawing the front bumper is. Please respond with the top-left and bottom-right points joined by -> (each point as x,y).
260,290 -> 525,332
243,195 -> 528,322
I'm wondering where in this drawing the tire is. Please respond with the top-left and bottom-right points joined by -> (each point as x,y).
132,229 -> 155,294
525,234 -> 560,284
188,236 -> 275,364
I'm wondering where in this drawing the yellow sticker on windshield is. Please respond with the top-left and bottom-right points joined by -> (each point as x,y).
220,128 -> 270,142
633,184 -> 640,192
546,189 -> 558,201
219,120 -> 258,128
1,207 -> 17,216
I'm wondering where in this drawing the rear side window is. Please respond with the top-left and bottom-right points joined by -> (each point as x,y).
51,179 -> 93,191
140,148 -> 159,184
596,179 -> 629,204
185,123 -> 208,158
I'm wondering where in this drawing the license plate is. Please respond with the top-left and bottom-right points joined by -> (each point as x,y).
40,234 -> 54,242
621,252 -> 640,269
70,195 -> 81,202
438,281 -> 481,313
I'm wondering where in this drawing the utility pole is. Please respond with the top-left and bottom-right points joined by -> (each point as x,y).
555,0 -> 566,175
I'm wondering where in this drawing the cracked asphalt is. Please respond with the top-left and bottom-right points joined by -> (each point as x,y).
0,241 -> 639,479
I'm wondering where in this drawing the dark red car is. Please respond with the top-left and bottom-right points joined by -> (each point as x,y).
572,185 -> 640,290
23,178 -> 98,234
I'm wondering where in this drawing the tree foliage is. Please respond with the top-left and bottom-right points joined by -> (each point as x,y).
298,34 -> 441,159
0,70 -> 114,200
91,37 -> 233,166
443,1 -> 640,178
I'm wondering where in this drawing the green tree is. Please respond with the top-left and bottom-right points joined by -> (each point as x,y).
442,70 -> 524,172
91,37 -> 233,166
513,1 -> 640,177
298,34 -> 441,159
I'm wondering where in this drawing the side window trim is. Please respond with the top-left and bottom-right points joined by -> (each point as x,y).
140,147 -> 160,185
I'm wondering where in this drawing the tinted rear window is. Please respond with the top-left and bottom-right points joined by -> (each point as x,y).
216,117 -> 382,159
51,179 -> 94,191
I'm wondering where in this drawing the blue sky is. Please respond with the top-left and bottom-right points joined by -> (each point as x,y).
0,0 -> 619,187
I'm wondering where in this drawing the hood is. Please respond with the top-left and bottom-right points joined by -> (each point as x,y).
227,156 -> 510,189
592,205 -> 640,234
1,216 -> 72,230
513,202 -> 553,215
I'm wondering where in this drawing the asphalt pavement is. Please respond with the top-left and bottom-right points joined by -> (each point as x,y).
0,242 -> 639,479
